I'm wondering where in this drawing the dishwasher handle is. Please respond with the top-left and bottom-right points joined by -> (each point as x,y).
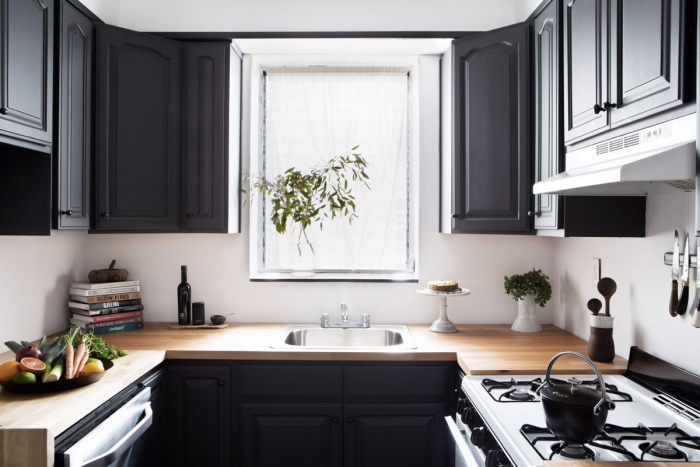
445,415 -> 481,467
81,403 -> 153,467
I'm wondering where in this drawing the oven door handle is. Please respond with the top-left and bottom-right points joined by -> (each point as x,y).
81,403 -> 153,467
445,416 -> 482,467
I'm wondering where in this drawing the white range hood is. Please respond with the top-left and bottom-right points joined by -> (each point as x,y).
533,113 -> 697,196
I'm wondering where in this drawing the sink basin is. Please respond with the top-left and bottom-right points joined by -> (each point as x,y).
271,325 -> 417,349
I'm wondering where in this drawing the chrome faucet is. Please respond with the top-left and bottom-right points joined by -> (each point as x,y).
320,303 -> 370,328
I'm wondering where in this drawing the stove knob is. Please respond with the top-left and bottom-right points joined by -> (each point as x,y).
461,407 -> 475,425
470,426 -> 486,448
457,397 -> 468,414
486,450 -> 500,467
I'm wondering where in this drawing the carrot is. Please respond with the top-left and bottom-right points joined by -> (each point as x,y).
72,339 -> 86,379
65,343 -> 74,379
75,351 -> 89,377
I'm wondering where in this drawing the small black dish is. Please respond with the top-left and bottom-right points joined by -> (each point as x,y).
210,315 -> 226,325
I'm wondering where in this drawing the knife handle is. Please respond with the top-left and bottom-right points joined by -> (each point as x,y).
677,282 -> 689,316
693,298 -> 700,328
670,280 -> 679,317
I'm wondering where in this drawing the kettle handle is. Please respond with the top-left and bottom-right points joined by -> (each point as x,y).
541,351 -> 609,415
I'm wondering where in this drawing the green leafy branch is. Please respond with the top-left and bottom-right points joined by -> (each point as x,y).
503,268 -> 552,307
244,146 -> 370,243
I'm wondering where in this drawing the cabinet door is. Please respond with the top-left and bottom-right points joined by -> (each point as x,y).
609,0 -> 687,126
167,365 -> 231,467
182,42 -> 229,232
451,24 -> 531,233
533,0 -> 561,230
240,403 -> 343,467
54,1 -> 91,229
344,403 -> 448,467
94,25 -> 181,231
0,0 -> 53,146
563,0 -> 609,144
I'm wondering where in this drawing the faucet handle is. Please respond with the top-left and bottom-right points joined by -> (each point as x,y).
320,313 -> 329,325
361,314 -> 371,324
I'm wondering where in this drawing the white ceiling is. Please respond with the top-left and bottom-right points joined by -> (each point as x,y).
234,38 -> 454,55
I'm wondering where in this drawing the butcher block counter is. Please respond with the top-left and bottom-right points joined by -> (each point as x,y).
0,323 -> 627,466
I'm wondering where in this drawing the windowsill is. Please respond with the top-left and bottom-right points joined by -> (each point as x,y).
250,271 -> 419,282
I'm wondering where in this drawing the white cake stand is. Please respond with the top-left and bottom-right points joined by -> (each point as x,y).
416,288 -> 471,333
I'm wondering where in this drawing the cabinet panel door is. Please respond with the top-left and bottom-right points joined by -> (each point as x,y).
451,24 -> 531,233
344,403 -> 447,467
241,403 -> 343,467
610,0 -> 685,126
94,25 -> 181,231
182,42 -> 229,232
534,0 -> 561,230
167,365 -> 231,467
563,0 -> 609,143
55,1 -> 91,229
0,0 -> 53,145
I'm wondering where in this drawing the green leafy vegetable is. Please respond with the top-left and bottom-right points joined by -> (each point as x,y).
59,325 -> 127,360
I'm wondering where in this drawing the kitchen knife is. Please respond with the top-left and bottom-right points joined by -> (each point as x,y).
695,244 -> 700,328
677,234 -> 690,315
670,230 -> 680,317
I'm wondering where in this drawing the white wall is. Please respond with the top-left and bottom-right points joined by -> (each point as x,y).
552,184 -> 700,375
91,0 -> 520,33
512,0 -> 542,22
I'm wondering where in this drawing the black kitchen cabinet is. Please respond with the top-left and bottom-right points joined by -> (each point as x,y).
241,403 -> 343,467
237,362 -> 454,467
451,24 -> 531,233
182,42 -> 230,232
166,364 -> 231,467
54,0 -> 92,230
94,25 -> 182,231
344,403 -> 448,467
563,0 -> 694,144
0,0 -> 54,151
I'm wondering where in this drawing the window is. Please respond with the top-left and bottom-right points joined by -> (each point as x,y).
249,58 -> 418,280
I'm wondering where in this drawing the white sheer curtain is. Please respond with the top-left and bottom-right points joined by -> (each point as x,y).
262,67 -> 411,272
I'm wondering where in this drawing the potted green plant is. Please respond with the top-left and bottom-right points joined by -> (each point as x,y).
245,147 -> 370,277
503,268 -> 552,333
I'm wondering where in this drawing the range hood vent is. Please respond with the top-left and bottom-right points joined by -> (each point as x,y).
533,113 -> 696,196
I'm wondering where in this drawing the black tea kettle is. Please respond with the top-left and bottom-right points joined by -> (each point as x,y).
536,351 -> 616,443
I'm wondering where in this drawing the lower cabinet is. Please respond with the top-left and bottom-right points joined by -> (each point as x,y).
166,364 -> 231,467
241,403 -> 343,467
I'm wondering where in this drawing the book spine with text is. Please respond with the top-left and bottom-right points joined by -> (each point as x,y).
71,317 -> 143,329
69,286 -> 140,296
70,292 -> 141,304
70,310 -> 144,323
68,299 -> 142,310
76,322 -> 144,335
70,280 -> 140,290
69,304 -> 144,316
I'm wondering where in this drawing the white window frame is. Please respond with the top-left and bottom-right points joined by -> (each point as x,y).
247,55 -> 420,281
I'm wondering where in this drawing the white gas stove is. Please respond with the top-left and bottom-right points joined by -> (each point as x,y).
449,348 -> 700,467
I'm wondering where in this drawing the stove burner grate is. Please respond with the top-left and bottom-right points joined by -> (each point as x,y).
640,441 -> 688,461
482,377 -> 633,403
499,388 -> 535,402
550,442 -> 595,460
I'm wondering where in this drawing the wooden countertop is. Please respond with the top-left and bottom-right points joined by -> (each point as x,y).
0,323 -> 627,466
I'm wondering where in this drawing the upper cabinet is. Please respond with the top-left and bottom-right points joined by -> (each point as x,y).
94,25 -> 182,231
0,0 -> 54,150
563,0 -> 695,145
449,24 -> 532,233
54,0 -> 92,230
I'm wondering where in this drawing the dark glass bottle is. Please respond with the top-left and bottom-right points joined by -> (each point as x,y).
177,265 -> 192,325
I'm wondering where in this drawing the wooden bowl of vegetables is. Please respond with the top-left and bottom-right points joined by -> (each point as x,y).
0,326 -> 124,394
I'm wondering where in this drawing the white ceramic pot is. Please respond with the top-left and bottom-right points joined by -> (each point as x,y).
511,295 -> 542,333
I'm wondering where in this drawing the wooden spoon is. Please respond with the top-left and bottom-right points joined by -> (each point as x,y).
587,298 -> 602,316
597,277 -> 617,316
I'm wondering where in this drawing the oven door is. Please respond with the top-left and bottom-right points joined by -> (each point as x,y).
63,387 -> 152,467
445,416 -> 483,467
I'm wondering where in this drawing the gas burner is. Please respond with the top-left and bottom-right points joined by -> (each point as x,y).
640,441 -> 688,461
499,388 -> 535,402
550,442 -> 595,460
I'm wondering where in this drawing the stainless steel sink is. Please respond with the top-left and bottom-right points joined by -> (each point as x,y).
271,324 -> 417,349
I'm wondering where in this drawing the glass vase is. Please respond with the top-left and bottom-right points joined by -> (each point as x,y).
290,241 -> 315,278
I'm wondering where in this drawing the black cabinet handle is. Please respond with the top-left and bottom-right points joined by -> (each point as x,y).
101,212 -> 109,218
603,102 -> 617,111
346,418 -> 354,424
62,210 -> 73,216
331,418 -> 339,424
527,211 -> 540,217
0,108 -> 8,115
218,380 -> 225,386
451,214 -> 459,219
593,104 -> 604,114
186,213 -> 194,218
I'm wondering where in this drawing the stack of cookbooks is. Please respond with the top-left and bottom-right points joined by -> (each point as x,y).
68,280 -> 144,334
